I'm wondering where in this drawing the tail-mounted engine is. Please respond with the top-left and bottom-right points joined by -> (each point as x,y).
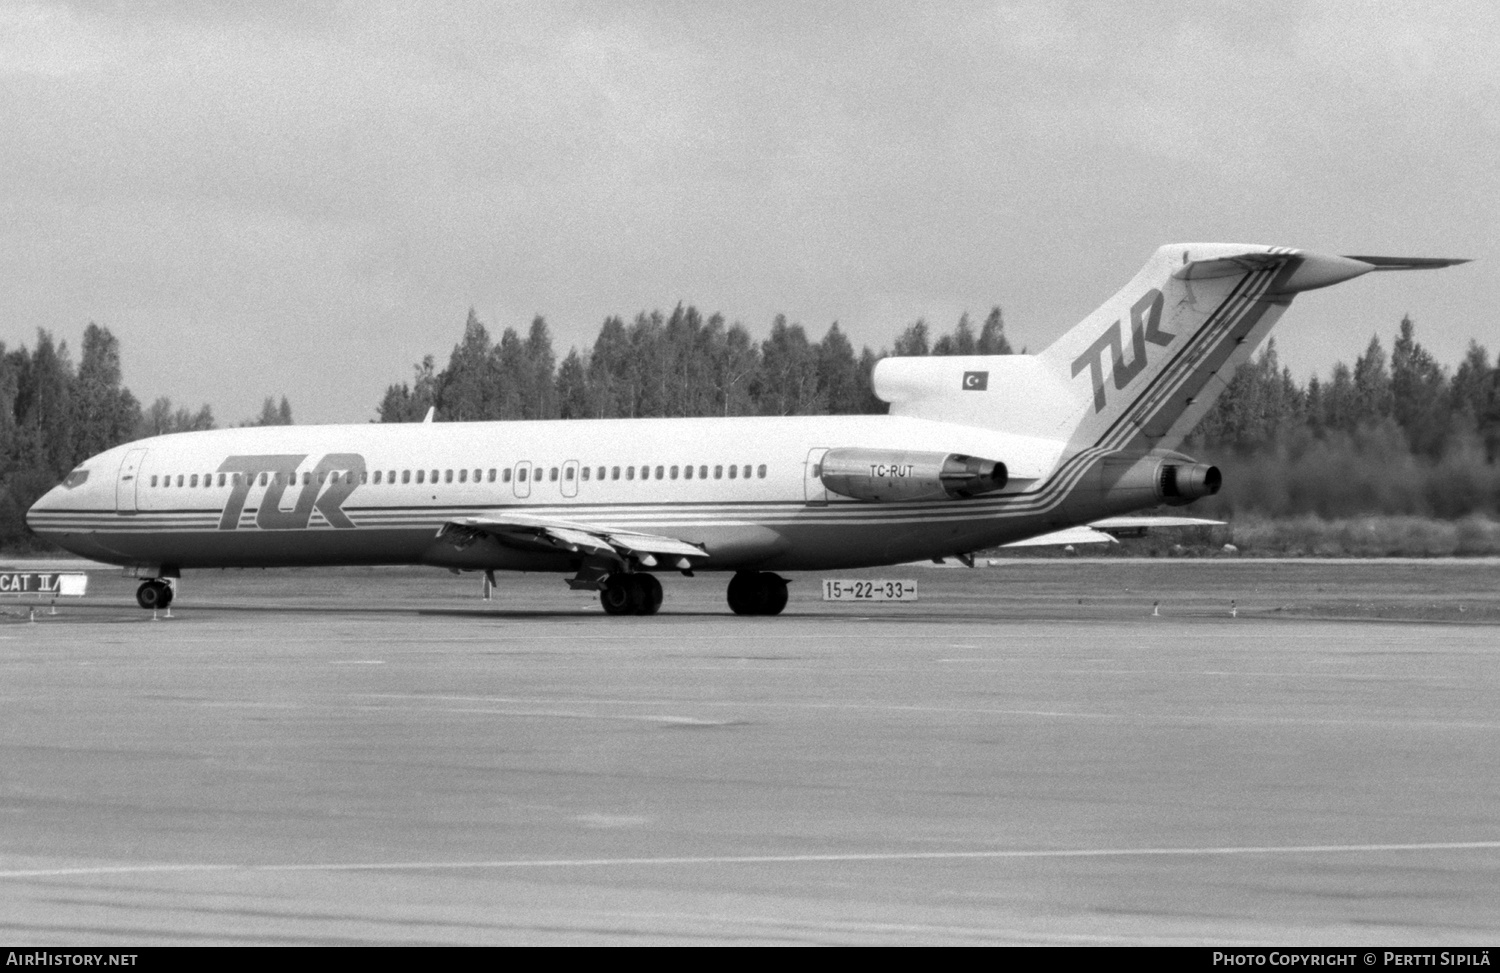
1075,450 -> 1221,512
819,448 -> 1008,502
1158,460 -> 1221,505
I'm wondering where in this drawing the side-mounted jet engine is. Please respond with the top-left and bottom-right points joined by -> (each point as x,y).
819,448 -> 1008,502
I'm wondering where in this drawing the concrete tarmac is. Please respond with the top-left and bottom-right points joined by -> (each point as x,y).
2,563 -> 1498,944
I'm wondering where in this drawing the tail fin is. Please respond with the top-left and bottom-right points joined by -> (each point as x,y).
876,243 -> 1467,456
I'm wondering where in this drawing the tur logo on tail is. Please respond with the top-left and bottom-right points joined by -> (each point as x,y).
1070,288 -> 1172,412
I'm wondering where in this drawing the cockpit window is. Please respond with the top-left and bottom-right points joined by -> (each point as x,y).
62,468 -> 89,488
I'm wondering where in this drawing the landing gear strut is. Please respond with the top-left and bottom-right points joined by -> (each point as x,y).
599,573 -> 663,616
726,571 -> 788,616
135,579 -> 173,611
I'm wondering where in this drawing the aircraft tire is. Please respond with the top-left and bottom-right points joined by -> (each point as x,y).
727,571 -> 787,616
136,580 -> 169,611
599,579 -> 634,616
726,572 -> 758,615
638,574 -> 663,615
761,575 -> 788,616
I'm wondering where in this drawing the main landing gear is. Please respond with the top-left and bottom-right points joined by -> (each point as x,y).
599,573 -> 664,616
135,579 -> 173,610
726,571 -> 788,616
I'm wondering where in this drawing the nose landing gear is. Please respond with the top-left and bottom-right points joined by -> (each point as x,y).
135,579 -> 173,611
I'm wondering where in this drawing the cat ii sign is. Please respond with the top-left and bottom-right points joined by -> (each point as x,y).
0,573 -> 88,597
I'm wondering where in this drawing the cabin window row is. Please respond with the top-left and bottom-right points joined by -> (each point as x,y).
147,464 -> 770,488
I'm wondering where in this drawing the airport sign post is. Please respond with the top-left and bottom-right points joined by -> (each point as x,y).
0,572 -> 89,597
821,579 -> 918,602
0,572 -> 89,618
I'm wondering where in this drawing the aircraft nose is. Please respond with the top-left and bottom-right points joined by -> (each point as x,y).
25,484 -> 68,531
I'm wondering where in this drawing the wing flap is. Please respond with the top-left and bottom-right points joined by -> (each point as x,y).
440,514 -> 707,564
602,530 -> 709,558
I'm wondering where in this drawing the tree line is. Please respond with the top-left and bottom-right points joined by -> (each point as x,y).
386,304 -> 1500,520
377,305 -> 1012,422
1187,316 -> 1500,518
0,325 -> 291,549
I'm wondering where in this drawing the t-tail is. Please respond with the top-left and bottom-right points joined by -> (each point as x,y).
874,243 -> 1469,463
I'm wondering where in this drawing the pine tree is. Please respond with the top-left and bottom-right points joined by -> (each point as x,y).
490,328 -> 528,420
1323,361 -> 1357,431
73,323 -> 140,462
1451,340 -> 1499,461
932,313 -> 977,356
439,309 -> 495,421
138,398 -> 214,437
892,319 -> 930,357
254,397 -> 281,426
976,307 -> 1013,355
759,316 -> 823,416
377,356 -> 438,422
248,395 -> 294,426
587,316 -> 630,418
817,323 -> 864,415
711,323 -> 759,417
555,348 -> 590,419
15,331 -> 77,479
1352,335 -> 1394,426
523,316 -> 559,419
1390,315 -> 1449,457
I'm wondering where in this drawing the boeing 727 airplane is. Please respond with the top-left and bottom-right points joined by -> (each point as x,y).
27,244 -> 1466,616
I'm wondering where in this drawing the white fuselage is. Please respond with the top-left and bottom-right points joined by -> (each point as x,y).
37,242 -> 1423,585
26,412 -> 1132,575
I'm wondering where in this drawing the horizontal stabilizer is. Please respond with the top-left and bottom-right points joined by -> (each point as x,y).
1340,255 -> 1472,271
1005,515 -> 1224,548
1089,516 -> 1224,531
1003,526 -> 1117,548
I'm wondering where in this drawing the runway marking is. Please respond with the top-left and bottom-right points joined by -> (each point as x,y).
449,707 -> 738,726
356,693 -> 1500,731
6,840 -> 1500,880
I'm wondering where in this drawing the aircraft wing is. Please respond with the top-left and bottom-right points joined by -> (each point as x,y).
1004,516 -> 1225,548
437,513 -> 708,566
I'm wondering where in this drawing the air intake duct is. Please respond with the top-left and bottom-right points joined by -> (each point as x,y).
820,448 -> 1008,502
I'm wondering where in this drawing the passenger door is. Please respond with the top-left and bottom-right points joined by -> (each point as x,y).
804,447 -> 829,506
116,448 -> 147,513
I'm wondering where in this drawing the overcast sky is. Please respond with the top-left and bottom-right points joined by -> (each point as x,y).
2,0 -> 1495,424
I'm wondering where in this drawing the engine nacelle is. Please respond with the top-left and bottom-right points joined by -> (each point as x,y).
1158,461 -> 1221,506
820,448 -> 1008,502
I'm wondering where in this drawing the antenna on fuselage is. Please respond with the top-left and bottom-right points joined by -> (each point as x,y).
422,407 -> 436,424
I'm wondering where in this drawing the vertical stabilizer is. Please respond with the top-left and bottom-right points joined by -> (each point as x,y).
1037,243 -> 1305,455
875,244 -> 1466,460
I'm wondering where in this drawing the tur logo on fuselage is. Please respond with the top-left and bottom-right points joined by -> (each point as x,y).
217,453 -> 366,531
1070,288 -> 1172,413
